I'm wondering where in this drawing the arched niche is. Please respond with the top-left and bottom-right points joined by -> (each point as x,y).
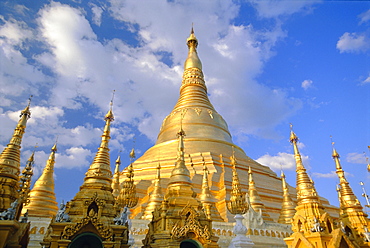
180,239 -> 203,248
68,232 -> 103,248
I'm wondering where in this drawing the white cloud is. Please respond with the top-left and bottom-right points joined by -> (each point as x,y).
347,152 -> 367,164
90,4 -> 104,26
26,146 -> 92,176
312,171 -> 337,178
301,79 -> 313,90
249,0 -> 318,18
37,2 -> 97,77
337,32 -> 370,53
362,74 -> 370,85
359,9 -> 370,24
0,16 -> 48,104
256,152 -> 309,171
0,16 -> 33,46
312,170 -> 353,178
55,146 -> 92,169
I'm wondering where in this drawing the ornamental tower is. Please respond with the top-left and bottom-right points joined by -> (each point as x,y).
277,171 -> 296,225
142,127 -> 219,247
0,100 -> 32,248
129,28 -> 338,224
332,145 -> 370,247
42,101 -> 130,248
285,127 -> 335,248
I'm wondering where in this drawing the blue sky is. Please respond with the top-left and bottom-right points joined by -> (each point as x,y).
0,0 -> 369,210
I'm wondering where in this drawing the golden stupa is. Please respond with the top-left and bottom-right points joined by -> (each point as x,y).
129,29 -> 338,223
40,103 -> 130,248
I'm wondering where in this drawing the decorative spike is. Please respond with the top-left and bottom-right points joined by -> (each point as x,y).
167,125 -> 191,185
227,149 -> 248,215
289,125 -> 320,206
19,151 -> 35,206
117,150 -> 138,209
82,102 -> 114,188
112,154 -> 121,199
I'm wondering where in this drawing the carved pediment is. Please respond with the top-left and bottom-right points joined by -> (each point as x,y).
62,213 -> 113,241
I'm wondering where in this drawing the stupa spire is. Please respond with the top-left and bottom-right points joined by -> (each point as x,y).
184,26 -> 202,70
199,154 -> 223,221
0,97 -> 32,211
24,143 -> 58,217
169,27 -> 216,116
112,154 -> 121,199
117,148 -> 138,209
248,166 -> 273,222
167,122 -> 192,186
165,126 -> 198,207
277,170 -> 296,224
332,142 -> 369,233
82,99 -> 114,188
289,124 -> 321,206
227,150 -> 248,215
19,151 -> 35,206
199,154 -> 213,204
143,162 -> 164,220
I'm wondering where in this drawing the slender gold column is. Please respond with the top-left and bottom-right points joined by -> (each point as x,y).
19,151 -> 34,207
0,100 -> 31,212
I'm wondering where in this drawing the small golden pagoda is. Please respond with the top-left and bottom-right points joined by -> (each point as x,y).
41,103 -> 130,248
112,155 -> 121,199
283,127 -> 366,248
0,100 -> 32,248
24,143 -> 58,217
23,143 -> 59,248
142,162 -> 164,220
142,127 -> 219,247
248,167 -> 273,222
332,145 -> 370,247
199,154 -> 223,222
278,171 -> 296,225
